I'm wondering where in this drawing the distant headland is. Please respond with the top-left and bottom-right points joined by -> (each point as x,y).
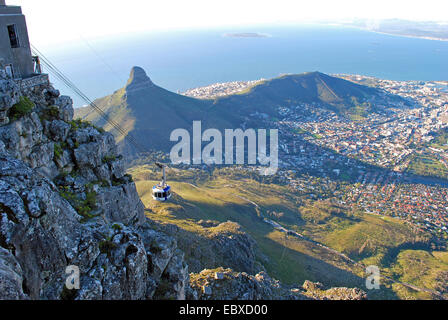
223,32 -> 270,38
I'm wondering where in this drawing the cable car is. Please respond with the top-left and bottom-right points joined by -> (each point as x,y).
152,162 -> 172,202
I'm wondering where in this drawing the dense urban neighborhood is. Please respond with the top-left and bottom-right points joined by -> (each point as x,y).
183,75 -> 448,239
182,79 -> 265,98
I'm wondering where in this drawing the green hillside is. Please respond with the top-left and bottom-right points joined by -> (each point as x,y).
212,71 -> 387,118
406,128 -> 448,179
76,67 -> 219,153
75,68 -> 401,155
129,164 -> 447,300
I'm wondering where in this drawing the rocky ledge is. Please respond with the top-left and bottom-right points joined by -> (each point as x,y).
189,268 -> 367,300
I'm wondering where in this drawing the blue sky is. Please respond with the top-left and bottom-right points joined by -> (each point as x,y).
9,0 -> 448,46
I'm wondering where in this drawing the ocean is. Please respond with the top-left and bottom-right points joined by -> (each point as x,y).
38,24 -> 448,108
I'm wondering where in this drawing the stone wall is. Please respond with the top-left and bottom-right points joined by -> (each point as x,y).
19,74 -> 49,90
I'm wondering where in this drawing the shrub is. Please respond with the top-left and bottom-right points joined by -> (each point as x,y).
59,187 -> 99,222
99,240 -> 117,256
93,179 -> 110,188
112,223 -> 123,231
153,279 -> 176,300
85,191 -> 97,209
124,174 -> 134,182
102,155 -> 117,164
69,119 -> 85,131
112,179 -> 122,187
69,119 -> 105,133
9,96 -> 35,121
40,105 -> 60,121
47,105 -> 60,117
54,143 -> 63,160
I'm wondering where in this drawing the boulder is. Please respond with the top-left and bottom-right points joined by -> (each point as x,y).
54,96 -> 74,122
0,248 -> 28,300
96,183 -> 145,226
48,120 -> 70,141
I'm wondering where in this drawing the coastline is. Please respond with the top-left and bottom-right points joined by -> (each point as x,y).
365,29 -> 448,42
341,24 -> 448,42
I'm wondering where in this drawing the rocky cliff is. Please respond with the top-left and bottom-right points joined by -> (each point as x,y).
0,73 -> 188,299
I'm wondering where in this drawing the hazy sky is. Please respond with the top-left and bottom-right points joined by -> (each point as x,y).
9,0 -> 448,46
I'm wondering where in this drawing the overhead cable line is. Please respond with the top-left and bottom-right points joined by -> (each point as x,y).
30,44 -> 148,155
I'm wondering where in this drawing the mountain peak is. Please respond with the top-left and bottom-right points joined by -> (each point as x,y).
126,66 -> 154,93
302,71 -> 325,77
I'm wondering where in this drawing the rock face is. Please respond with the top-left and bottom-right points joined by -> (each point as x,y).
0,73 -> 188,300
152,220 -> 262,275
189,268 -> 367,300
189,268 -> 304,300
0,247 -> 27,300
125,66 -> 155,94
300,280 -> 368,300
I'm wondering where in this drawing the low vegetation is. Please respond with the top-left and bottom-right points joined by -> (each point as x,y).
9,96 -> 34,121
69,118 -> 105,133
53,143 -> 63,160
407,153 -> 448,179
39,105 -> 60,121
59,185 -> 99,222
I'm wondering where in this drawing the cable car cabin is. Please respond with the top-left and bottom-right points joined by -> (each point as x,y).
152,162 -> 172,202
152,185 -> 172,202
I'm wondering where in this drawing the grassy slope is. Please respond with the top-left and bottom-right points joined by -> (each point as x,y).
406,127 -> 448,180
75,88 -> 135,144
137,179 -> 365,286
131,165 -> 447,299
407,153 -> 448,180
392,250 -> 448,292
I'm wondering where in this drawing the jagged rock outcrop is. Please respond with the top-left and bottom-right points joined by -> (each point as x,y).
189,268 -> 367,300
207,221 -> 259,273
125,66 -> 155,94
150,219 -> 263,275
300,280 -> 368,300
0,247 -> 27,300
189,268 -> 304,300
0,73 -> 188,300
